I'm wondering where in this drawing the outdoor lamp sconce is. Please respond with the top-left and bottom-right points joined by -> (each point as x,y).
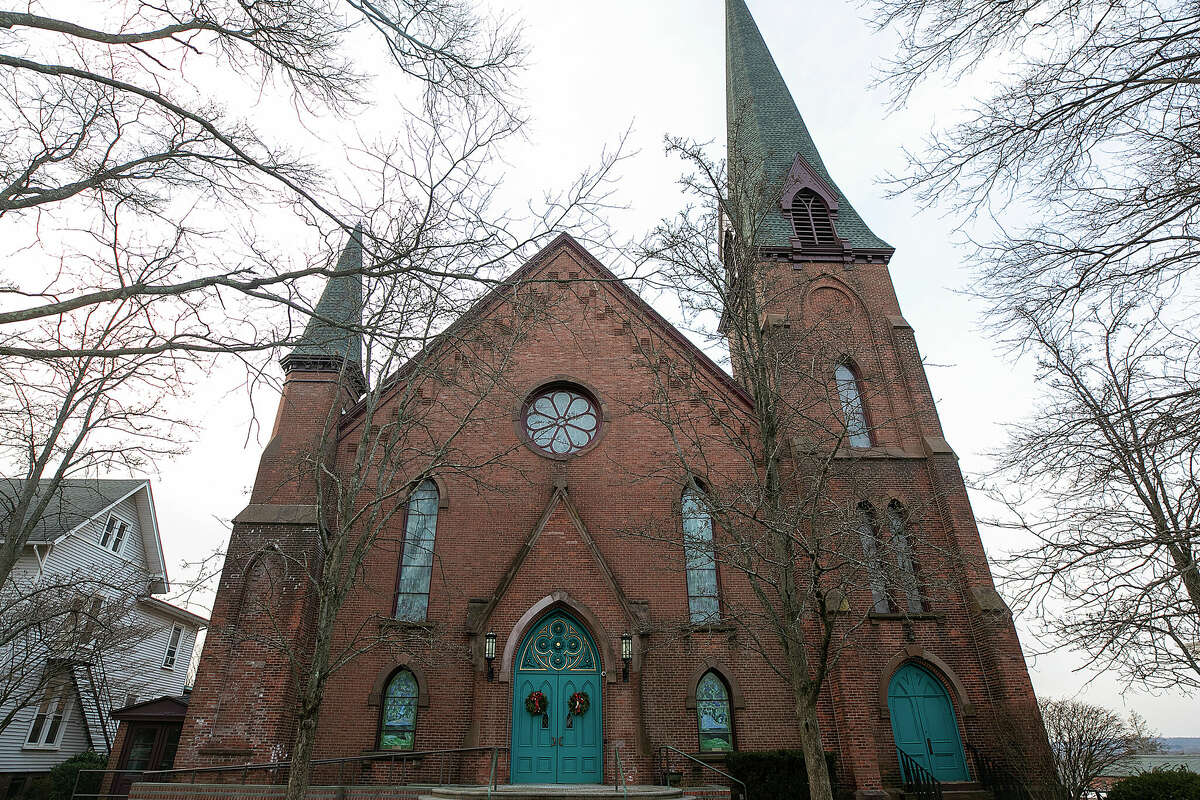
485,631 -> 497,682
621,632 -> 632,683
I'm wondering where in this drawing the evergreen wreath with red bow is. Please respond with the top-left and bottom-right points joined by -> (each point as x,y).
524,690 -> 547,715
568,691 -> 590,716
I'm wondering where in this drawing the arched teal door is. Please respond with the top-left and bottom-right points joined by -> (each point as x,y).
511,611 -> 602,784
888,663 -> 969,782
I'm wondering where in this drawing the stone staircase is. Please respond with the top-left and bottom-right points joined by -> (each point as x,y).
419,787 -> 694,800
900,782 -> 993,800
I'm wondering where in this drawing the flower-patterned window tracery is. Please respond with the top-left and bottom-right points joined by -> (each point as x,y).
379,668 -> 418,750
695,671 -> 733,752
394,481 -> 439,621
523,386 -> 601,456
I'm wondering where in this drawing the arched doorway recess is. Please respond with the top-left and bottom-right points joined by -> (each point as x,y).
887,662 -> 970,782
510,610 -> 602,784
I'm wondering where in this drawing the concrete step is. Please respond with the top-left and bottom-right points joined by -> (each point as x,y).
419,786 -> 689,800
901,784 -> 991,800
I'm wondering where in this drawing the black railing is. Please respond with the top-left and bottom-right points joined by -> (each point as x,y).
896,748 -> 943,800
967,743 -> 1029,800
73,746 -> 507,800
657,745 -> 748,800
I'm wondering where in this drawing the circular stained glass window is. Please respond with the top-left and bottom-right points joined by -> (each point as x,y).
523,386 -> 601,456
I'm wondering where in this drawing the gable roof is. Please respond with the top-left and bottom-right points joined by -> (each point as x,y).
726,0 -> 890,251
342,233 -> 751,425
0,478 -> 170,593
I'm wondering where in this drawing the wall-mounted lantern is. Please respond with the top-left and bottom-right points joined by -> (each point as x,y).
485,631 -> 497,682
621,632 -> 632,683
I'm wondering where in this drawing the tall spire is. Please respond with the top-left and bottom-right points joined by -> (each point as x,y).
282,225 -> 364,378
725,0 -> 889,251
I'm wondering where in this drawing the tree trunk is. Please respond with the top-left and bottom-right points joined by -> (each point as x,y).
285,698 -> 319,800
796,694 -> 834,800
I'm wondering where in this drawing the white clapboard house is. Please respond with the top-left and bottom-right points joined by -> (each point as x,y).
0,479 -> 206,791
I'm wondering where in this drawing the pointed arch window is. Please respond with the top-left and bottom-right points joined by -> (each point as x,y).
378,668 -> 418,750
695,671 -> 734,752
791,188 -> 838,248
887,501 -> 924,613
682,486 -> 720,623
394,480 -> 439,621
835,362 -> 871,448
857,502 -> 890,613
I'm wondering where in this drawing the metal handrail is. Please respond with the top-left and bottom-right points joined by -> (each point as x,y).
657,744 -> 748,800
72,746 -> 508,800
896,748 -> 943,800
613,744 -> 628,800
966,743 -> 1028,800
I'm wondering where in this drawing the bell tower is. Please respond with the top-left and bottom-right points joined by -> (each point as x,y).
723,1 -> 1055,795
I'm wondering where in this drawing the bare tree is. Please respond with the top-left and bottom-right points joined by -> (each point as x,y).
1039,697 -> 1156,800
866,0 -> 1200,329
981,294 -> 1200,691
620,135 -> 953,800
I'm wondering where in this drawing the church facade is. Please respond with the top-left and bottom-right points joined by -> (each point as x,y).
174,2 -> 1054,797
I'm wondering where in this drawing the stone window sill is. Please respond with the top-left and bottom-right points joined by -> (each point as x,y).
378,617 -> 437,631
868,611 -> 941,621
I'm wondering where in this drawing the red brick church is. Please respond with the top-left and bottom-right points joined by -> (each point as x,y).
174,1 -> 1054,797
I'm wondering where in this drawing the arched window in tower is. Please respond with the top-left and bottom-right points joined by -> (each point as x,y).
695,671 -> 734,752
791,188 -> 838,248
378,668 -> 418,750
835,362 -> 871,448
887,501 -> 924,613
394,480 -> 439,621
682,485 -> 720,623
857,502 -> 890,613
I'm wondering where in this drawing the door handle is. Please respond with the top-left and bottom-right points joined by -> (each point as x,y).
926,738 -> 933,755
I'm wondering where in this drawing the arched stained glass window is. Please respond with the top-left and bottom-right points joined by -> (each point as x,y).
394,481 -> 439,621
857,502 -> 890,614
523,386 -> 601,456
835,362 -> 871,448
696,671 -> 733,752
683,487 -> 719,623
887,501 -> 923,613
379,669 -> 418,750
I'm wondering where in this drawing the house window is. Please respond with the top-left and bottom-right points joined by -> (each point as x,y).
857,502 -> 890,613
834,362 -> 871,448
682,486 -> 720,623
394,481 -> 439,621
695,671 -> 733,752
379,669 -> 418,750
887,501 -> 924,613
99,515 -> 129,554
25,675 -> 71,748
162,625 -> 183,670
791,188 -> 837,248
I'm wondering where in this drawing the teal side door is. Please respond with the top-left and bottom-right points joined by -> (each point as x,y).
888,663 -> 970,782
511,612 -> 602,784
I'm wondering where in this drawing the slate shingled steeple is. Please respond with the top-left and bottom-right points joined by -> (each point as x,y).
281,225 -> 364,381
726,0 -> 890,253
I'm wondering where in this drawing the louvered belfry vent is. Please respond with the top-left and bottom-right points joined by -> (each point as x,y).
791,189 -> 837,248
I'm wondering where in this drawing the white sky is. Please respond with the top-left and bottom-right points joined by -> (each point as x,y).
144,0 -> 1196,735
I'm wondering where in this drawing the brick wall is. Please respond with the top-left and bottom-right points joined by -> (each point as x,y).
176,236 -> 1054,796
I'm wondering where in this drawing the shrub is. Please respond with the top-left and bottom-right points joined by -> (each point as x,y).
48,751 -> 108,800
1107,766 -> 1200,800
724,750 -> 839,800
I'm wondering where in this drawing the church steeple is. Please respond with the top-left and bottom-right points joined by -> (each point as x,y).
725,0 -> 890,256
281,225 -> 364,382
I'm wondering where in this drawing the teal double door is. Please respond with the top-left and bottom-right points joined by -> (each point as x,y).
888,663 -> 970,782
511,611 -> 602,784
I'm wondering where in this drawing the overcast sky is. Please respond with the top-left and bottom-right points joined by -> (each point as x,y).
146,0 -> 1195,735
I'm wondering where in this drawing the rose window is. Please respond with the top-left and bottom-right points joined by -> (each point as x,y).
523,386 -> 600,456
